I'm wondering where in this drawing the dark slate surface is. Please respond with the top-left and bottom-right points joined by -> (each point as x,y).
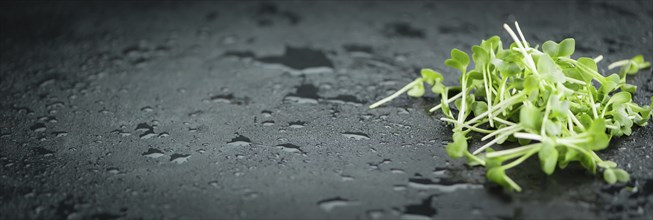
1,1 -> 652,219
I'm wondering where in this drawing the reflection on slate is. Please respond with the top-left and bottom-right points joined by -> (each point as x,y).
1,0 -> 652,219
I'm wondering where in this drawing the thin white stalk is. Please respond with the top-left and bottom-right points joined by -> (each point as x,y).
588,91 -> 598,119
369,79 -> 422,109
568,110 -> 585,130
608,60 -> 630,70
482,124 -> 519,141
439,117 -> 493,134
606,124 -> 619,130
513,132 -> 543,141
514,21 -> 529,48
483,67 -> 494,127
429,92 -> 463,112
501,147 -> 540,170
593,55 -> 603,63
503,23 -> 539,75
486,144 -> 540,158
457,76 -> 468,125
564,77 -> 587,85
472,132 -> 512,155
493,117 -> 517,126
464,93 -> 525,126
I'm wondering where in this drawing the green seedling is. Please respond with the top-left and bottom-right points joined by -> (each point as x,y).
369,21 -> 652,192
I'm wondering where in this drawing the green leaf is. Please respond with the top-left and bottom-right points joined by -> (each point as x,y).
537,54 -> 566,83
472,101 -> 488,117
557,38 -> 575,57
576,57 -> 598,83
520,103 -> 543,131
613,168 -> 630,182
625,55 -> 651,75
579,153 -> 596,174
621,83 -> 637,94
445,60 -> 465,74
600,74 -> 621,95
446,49 -> 469,73
431,82 -> 446,94
542,41 -> 559,58
487,167 -> 521,192
538,143 -> 558,175
421,68 -> 443,85
608,92 -> 632,106
446,131 -> 468,159
472,46 -> 489,67
407,82 -> 425,97
588,119 -> 609,150
603,169 -> 617,184
451,48 -> 470,66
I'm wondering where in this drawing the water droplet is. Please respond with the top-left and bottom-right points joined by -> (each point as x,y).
30,123 -> 46,132
141,106 -> 153,112
46,101 -> 65,109
407,177 -> 481,193
208,181 -> 220,188
317,197 -> 359,212
111,129 -> 131,137
206,94 -> 251,105
139,131 -> 158,139
289,121 -> 305,128
342,132 -> 370,140
391,168 -> 406,174
188,110 -> 203,117
107,167 -> 120,174
142,148 -> 165,158
326,95 -> 364,106
170,154 -> 190,164
275,144 -> 304,154
53,131 -> 68,137
261,110 -> 272,117
227,134 -> 251,146
135,123 -> 153,132
261,120 -> 275,126
393,185 -> 407,191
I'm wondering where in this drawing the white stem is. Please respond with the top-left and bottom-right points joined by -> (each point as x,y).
593,55 -> 603,63
493,117 -> 517,126
472,133 -> 504,155
429,92 -> 463,112
369,79 -> 422,109
482,124 -> 518,141
464,93 -> 525,126
514,21 -> 529,48
565,77 -> 587,85
503,24 -> 539,75
485,65 -> 494,127
513,132 -> 542,141
568,110 -> 585,130
439,118 -> 493,134
485,144 -> 538,158
589,91 -> 598,119
608,60 -> 630,70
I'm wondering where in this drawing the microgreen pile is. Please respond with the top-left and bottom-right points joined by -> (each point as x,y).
369,22 -> 652,191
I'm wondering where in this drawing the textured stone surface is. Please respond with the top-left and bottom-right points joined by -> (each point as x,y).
1,1 -> 652,219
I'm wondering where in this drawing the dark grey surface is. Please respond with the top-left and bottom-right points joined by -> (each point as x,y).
1,1 -> 652,219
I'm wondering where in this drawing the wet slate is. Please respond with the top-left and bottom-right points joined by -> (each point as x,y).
1,1 -> 652,220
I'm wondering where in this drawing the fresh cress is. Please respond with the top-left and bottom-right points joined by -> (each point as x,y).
369,22 -> 653,191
